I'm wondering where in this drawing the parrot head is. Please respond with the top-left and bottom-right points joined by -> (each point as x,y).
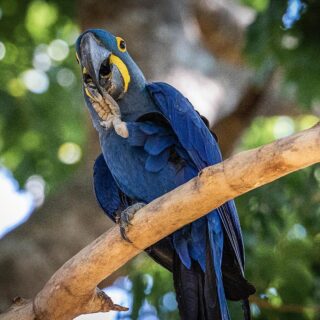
76,29 -> 158,131
76,29 -> 145,102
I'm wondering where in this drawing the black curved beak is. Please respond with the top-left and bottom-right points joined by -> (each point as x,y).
80,32 -> 111,88
79,32 -> 125,100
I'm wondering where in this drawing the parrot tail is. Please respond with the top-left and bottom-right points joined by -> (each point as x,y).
173,237 -> 225,320
173,227 -> 255,320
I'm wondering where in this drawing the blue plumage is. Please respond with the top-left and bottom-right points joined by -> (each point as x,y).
148,82 -> 230,317
77,29 -> 255,320
93,154 -> 122,221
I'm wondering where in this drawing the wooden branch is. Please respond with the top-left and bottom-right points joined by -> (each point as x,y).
1,124 -> 319,320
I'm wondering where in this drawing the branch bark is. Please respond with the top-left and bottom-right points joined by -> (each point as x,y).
1,123 -> 319,320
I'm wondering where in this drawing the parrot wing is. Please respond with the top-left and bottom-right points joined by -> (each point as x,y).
93,153 -> 174,272
147,82 -> 255,320
147,82 -> 245,272
93,153 -> 128,222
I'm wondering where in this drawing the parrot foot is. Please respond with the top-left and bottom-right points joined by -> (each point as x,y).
100,116 -> 128,138
117,202 -> 146,242
84,83 -> 128,138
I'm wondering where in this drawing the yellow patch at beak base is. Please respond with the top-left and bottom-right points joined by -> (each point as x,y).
85,87 -> 95,100
109,54 -> 131,92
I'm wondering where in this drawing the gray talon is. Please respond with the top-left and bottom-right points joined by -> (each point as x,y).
118,202 -> 146,242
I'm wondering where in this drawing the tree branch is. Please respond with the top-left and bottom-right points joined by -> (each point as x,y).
1,123 -> 319,320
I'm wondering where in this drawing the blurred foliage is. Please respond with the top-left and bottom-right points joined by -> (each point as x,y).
129,255 -> 178,319
0,0 -> 319,319
238,115 -> 320,320
243,0 -> 320,108
0,0 -> 84,193
241,0 -> 270,12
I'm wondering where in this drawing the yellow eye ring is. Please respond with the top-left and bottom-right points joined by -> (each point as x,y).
116,37 -> 127,53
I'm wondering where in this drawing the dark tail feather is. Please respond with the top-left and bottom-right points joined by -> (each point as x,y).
173,241 -> 221,320
242,299 -> 252,320
222,231 -> 255,320
172,232 -> 255,320
145,236 -> 174,272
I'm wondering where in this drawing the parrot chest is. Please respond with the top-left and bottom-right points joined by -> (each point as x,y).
99,126 -> 184,202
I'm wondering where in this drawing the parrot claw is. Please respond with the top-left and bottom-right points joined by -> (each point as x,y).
117,202 -> 146,242
85,83 -> 129,138
100,119 -> 112,129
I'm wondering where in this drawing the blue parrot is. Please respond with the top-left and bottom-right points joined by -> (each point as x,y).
76,29 -> 255,320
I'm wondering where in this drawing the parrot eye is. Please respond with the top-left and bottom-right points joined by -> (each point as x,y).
116,37 -> 127,53
119,40 -> 126,50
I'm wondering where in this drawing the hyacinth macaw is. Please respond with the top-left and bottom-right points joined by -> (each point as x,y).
76,29 -> 255,320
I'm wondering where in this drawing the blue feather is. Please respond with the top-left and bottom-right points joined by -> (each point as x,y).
173,229 -> 192,269
190,218 -> 206,271
93,154 -> 124,221
208,211 -> 229,319
144,134 -> 176,155
138,122 -> 160,135
127,124 -> 147,146
145,149 -> 170,173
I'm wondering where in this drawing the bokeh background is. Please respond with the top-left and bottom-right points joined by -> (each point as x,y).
0,0 -> 320,319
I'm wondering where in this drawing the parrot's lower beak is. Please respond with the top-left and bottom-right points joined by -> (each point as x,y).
80,32 -> 125,100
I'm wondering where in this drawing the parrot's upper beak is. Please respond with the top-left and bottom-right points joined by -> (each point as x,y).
79,32 -> 125,100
